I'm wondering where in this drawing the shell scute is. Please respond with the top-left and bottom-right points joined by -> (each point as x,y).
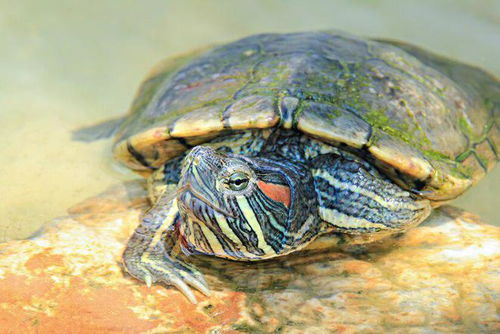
296,102 -> 371,149
169,105 -> 224,137
113,32 -> 499,200
223,95 -> 279,130
367,132 -> 433,182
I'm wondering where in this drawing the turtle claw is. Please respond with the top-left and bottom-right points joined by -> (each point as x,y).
178,269 -> 211,297
124,253 -> 210,303
169,275 -> 198,304
144,273 -> 153,288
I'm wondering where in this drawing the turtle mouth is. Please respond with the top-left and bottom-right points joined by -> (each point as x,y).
176,183 -> 235,219
178,146 -> 234,219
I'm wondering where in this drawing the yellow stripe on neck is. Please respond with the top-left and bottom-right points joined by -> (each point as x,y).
320,207 -> 389,231
236,195 -> 276,256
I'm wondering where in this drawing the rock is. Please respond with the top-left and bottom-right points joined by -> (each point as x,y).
0,181 -> 498,333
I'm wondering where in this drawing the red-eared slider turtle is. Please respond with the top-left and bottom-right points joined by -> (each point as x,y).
76,31 -> 499,303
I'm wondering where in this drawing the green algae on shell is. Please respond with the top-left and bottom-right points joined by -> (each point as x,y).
108,31 -> 498,201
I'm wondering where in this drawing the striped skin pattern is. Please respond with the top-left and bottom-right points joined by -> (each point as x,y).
312,154 -> 430,236
172,130 -> 430,260
176,145 -> 320,260
123,130 -> 433,302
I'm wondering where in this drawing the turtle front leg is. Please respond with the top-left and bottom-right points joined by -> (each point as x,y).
122,190 -> 210,303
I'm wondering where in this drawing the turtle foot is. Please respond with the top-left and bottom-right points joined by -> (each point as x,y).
124,252 -> 210,304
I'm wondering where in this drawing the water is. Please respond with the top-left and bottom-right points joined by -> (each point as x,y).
0,0 -> 498,242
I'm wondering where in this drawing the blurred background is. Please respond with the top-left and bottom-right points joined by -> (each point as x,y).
1,0 -> 499,241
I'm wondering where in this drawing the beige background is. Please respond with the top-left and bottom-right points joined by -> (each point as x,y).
1,0 -> 498,241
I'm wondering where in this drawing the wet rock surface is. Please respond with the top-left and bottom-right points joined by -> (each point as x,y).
0,181 -> 498,333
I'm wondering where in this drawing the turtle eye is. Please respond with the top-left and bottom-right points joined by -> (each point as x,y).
227,172 -> 250,191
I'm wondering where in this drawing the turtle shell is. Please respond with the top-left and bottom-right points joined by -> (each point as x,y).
113,31 -> 499,202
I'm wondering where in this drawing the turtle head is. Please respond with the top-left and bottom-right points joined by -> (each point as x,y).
176,146 -> 320,260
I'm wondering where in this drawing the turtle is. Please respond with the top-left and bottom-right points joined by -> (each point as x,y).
75,31 -> 499,303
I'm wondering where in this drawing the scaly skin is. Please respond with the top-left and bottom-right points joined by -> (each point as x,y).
123,131 -> 430,302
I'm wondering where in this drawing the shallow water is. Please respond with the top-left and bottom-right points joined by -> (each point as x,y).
0,0 -> 498,242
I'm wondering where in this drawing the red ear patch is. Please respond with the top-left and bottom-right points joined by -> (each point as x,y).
257,180 -> 291,208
